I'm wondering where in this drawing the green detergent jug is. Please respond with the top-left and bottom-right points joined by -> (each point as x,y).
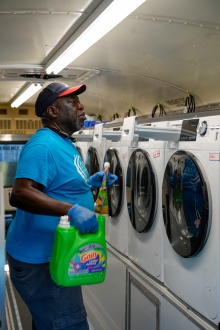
50,214 -> 107,287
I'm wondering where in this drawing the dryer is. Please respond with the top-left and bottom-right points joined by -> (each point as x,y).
74,125 -> 107,202
85,145 -> 100,202
91,123 -> 108,170
104,117 -> 172,264
104,118 -> 130,255
103,118 -> 136,256
73,127 -> 101,202
162,116 -> 220,324
74,129 -> 93,163
85,125 -> 106,203
104,143 -> 127,254
126,119 -> 170,282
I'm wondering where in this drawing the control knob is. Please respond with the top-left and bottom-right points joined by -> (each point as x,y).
197,120 -> 208,136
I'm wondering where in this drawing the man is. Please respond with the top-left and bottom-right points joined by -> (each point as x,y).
6,82 -> 117,329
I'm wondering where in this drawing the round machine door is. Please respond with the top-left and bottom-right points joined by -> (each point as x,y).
162,150 -> 210,258
126,149 -> 156,233
104,148 -> 123,217
85,147 -> 100,201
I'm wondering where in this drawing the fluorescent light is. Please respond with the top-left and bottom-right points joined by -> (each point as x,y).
11,83 -> 43,108
46,0 -> 146,74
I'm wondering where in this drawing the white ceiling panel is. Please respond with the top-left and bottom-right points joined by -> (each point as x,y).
0,0 -> 219,119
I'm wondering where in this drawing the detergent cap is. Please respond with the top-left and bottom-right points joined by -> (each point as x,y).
59,215 -> 70,228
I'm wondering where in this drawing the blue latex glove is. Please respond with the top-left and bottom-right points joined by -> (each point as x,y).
89,171 -> 118,189
67,204 -> 98,234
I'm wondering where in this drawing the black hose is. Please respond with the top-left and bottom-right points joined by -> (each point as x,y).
96,114 -> 102,122
112,112 -> 119,120
151,103 -> 167,117
128,106 -> 136,117
185,93 -> 195,113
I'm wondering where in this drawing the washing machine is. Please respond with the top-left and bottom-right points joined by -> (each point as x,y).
87,123 -> 118,203
91,123 -> 108,170
162,116 -> 220,324
74,125 -> 105,202
126,119 -> 170,282
85,135 -> 103,203
104,117 -> 172,263
74,129 -> 93,163
103,143 -> 126,253
103,118 -> 136,256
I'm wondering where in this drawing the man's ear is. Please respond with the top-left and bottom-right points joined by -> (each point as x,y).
47,105 -> 57,118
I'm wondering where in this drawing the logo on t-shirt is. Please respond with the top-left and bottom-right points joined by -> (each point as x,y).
74,155 -> 88,182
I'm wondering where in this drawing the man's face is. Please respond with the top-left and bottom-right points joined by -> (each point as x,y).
54,94 -> 86,134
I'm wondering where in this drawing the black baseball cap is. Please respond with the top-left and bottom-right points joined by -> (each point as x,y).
35,82 -> 86,117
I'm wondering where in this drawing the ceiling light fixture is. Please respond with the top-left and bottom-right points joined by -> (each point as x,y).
46,0 -> 146,74
11,83 -> 43,108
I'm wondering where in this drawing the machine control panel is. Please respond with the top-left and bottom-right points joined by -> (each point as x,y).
175,116 -> 220,143
197,120 -> 208,137
180,119 -> 199,141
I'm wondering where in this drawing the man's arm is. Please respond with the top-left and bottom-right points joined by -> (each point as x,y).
10,178 -> 73,216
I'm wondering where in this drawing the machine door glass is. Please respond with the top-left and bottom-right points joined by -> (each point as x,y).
104,148 -> 123,217
127,149 -> 156,233
85,147 -> 100,201
162,150 -> 210,258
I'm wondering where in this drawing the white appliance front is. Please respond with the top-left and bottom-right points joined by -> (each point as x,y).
104,142 -> 130,255
75,141 -> 91,164
75,124 -> 107,203
127,120 -> 169,282
74,129 -> 93,164
162,116 -> 220,325
104,117 -> 138,256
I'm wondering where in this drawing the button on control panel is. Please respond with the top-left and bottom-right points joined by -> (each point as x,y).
197,120 -> 208,137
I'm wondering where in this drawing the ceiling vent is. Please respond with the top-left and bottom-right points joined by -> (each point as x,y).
0,109 -> 7,115
20,73 -> 63,80
19,109 -> 28,115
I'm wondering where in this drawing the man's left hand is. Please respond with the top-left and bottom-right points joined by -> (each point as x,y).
89,171 -> 118,188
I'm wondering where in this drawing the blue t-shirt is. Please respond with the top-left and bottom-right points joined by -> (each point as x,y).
6,128 -> 94,263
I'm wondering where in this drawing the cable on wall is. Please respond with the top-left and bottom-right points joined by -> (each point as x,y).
96,114 -> 102,122
151,103 -> 167,118
128,105 -> 136,117
184,93 -> 195,113
112,112 -> 119,120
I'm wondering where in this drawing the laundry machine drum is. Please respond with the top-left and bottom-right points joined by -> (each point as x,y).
126,149 -> 156,233
162,150 -> 210,258
85,146 -> 100,201
104,148 -> 123,217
